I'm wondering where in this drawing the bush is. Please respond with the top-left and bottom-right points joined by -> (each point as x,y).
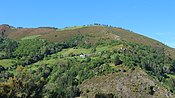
114,55 -> 122,65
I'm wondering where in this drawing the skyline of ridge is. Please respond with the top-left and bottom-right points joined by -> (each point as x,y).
0,0 -> 175,48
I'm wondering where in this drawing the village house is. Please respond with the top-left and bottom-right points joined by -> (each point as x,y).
80,54 -> 87,58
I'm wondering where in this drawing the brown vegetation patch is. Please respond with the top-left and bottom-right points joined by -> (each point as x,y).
79,67 -> 174,98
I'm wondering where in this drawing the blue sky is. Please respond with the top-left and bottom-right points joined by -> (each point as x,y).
0,0 -> 175,48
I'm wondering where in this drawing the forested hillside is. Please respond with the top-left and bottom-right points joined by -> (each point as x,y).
0,24 -> 175,98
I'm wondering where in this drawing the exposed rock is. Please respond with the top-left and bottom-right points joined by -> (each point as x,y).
79,67 -> 174,98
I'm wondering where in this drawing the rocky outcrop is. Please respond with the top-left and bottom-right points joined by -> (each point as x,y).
79,67 -> 174,98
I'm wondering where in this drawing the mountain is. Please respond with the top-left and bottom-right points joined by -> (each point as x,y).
2,25 -> 175,58
0,24 -> 175,98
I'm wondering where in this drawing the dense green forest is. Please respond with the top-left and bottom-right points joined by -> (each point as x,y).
0,26 -> 175,97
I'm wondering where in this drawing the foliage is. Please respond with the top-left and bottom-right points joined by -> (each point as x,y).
0,38 -> 18,59
114,55 -> 122,65
0,35 -> 175,97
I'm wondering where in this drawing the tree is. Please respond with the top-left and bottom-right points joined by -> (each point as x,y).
114,55 -> 122,65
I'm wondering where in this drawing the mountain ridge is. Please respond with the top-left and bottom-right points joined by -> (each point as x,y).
1,24 -> 175,58
0,24 -> 175,97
